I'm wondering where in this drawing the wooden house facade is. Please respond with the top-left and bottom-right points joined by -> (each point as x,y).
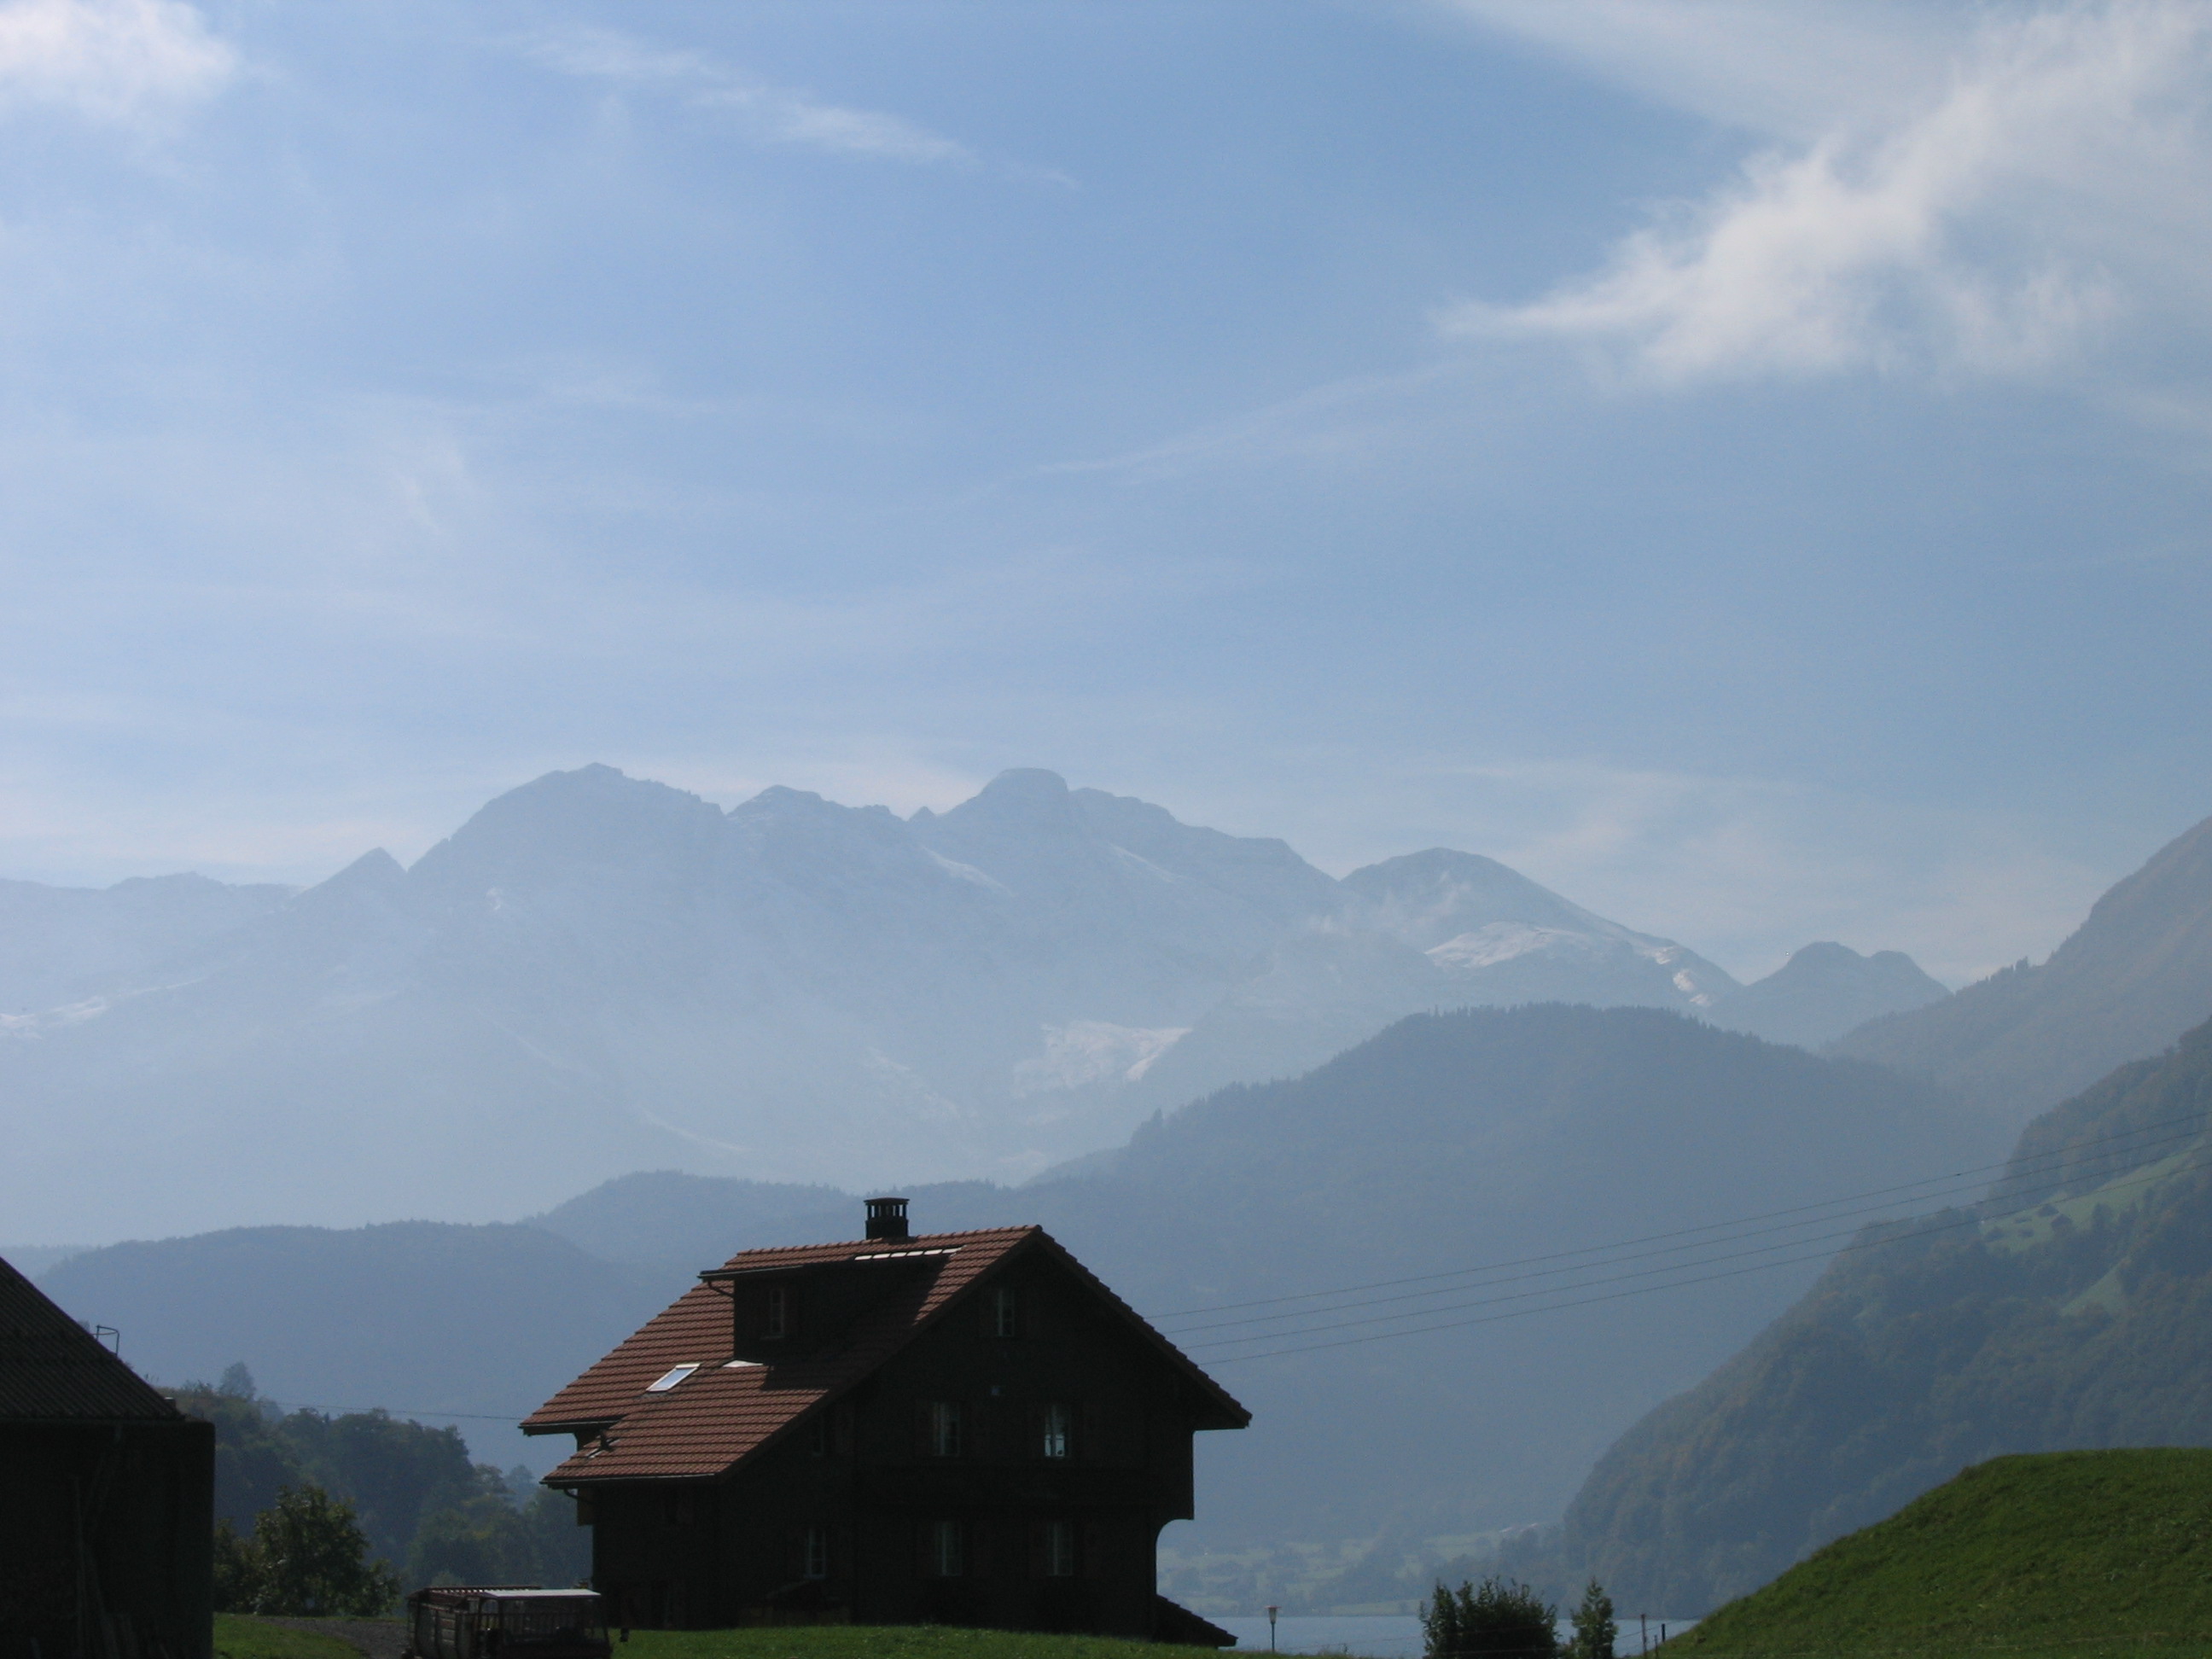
0,1254 -> 214,1659
523,1199 -> 1245,1641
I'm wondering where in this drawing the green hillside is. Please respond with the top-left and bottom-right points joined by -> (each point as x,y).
1540,1016 -> 2212,1617
1677,1450 -> 2212,1657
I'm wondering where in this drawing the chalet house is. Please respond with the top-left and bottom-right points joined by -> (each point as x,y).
0,1254 -> 214,1659
524,1198 -> 1247,1641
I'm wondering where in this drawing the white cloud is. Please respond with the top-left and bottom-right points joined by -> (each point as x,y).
0,0 -> 231,122
1442,0 -> 2212,383
531,26 -> 977,167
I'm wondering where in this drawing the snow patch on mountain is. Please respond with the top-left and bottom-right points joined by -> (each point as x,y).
1012,1021 -> 1192,1097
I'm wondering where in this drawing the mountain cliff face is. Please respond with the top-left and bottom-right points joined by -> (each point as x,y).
1831,813 -> 2212,1120
1541,1015 -> 2212,1617
0,765 -> 1762,1240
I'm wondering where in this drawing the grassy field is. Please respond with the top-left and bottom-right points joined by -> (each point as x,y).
1673,1448 -> 2212,1658
212,1616 -> 370,1659
212,1618 -> 1240,1659
612,1629 -> 1237,1659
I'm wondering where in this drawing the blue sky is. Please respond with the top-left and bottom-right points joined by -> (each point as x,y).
3,0 -> 2210,983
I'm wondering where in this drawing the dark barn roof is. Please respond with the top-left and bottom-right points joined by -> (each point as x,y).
525,1224 -> 1247,1485
0,1253 -> 183,1423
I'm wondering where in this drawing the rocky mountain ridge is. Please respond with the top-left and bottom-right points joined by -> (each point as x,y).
0,763 -> 1939,1240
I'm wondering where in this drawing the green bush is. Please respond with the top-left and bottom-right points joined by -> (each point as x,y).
212,1484 -> 402,1616
1425,1575 -> 1558,1659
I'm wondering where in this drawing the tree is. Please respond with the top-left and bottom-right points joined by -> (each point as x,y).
1569,1580 -> 1616,1659
211,1521 -> 260,1614
1426,1576 -> 1558,1659
223,1485 -> 402,1616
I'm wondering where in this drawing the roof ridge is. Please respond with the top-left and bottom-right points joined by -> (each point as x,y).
713,1223 -> 1039,1266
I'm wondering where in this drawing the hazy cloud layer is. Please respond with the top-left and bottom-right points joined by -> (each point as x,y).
529,25 -> 978,167
1447,0 -> 2212,381
0,0 -> 231,122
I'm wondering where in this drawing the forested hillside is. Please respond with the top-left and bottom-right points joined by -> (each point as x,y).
178,1372 -> 587,1588
1541,1016 -> 2212,1616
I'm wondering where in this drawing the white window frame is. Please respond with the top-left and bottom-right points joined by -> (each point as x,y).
1039,1402 -> 1071,1460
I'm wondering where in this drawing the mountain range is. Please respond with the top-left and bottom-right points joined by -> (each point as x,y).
31,1003 -> 2000,1600
0,764 -> 1938,1243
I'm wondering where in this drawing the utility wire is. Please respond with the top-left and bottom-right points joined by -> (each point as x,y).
1184,1146 -> 2203,1351
1197,1148 -> 2212,1365
1161,1120 -> 2209,1340
1153,1108 -> 2209,1327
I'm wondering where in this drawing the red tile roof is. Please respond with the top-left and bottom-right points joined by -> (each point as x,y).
525,1225 -> 1246,1485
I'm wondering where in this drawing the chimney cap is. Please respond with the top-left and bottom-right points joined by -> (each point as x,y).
864,1196 -> 911,1243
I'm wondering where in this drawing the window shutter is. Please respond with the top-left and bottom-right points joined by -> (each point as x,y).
1027,1519 -> 1047,1580
1084,1520 -> 1109,1580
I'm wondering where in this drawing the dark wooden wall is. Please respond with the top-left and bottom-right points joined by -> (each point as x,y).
0,1418 -> 215,1659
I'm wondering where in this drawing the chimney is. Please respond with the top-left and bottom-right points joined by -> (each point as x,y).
864,1196 -> 911,1243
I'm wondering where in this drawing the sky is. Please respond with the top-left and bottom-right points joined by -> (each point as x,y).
2,0 -> 2211,984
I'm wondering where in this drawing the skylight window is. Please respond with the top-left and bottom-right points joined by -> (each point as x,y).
645,1363 -> 700,1393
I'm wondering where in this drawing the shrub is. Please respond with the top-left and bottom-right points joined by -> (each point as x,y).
1425,1575 -> 1559,1659
213,1485 -> 402,1616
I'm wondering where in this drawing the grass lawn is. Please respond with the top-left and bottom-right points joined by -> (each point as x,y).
614,1628 -> 1237,1659
212,1616 -> 370,1659
1674,1449 -> 2212,1658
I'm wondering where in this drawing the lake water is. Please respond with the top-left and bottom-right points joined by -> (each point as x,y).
1211,1614 -> 1701,1656
1214,1615 -> 1424,1656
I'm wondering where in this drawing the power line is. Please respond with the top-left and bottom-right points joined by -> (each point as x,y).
1151,1107 -> 2206,1324
1197,1149 -> 2211,1365
1161,1120 -> 2209,1341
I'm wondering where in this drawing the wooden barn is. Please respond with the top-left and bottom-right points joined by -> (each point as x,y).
0,1254 -> 214,1659
523,1198 -> 1245,1641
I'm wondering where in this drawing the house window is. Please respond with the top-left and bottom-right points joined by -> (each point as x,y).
1042,1519 -> 1077,1578
991,1285 -> 1019,1338
660,1491 -> 695,1528
808,1414 -> 829,1457
929,1518 -> 964,1578
928,1400 -> 964,1458
765,1285 -> 790,1340
1039,1403 -> 1071,1460
801,1526 -> 829,1580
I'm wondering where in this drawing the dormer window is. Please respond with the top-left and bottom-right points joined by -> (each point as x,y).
765,1285 -> 790,1340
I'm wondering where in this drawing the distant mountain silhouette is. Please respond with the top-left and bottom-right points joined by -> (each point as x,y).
0,870 -> 291,1014
1708,942 -> 1948,1049
40,1006 -> 1998,1565
0,765 -> 1768,1240
28,1222 -> 683,1474
1534,1013 -> 2212,1617
1831,813 -> 2212,1120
